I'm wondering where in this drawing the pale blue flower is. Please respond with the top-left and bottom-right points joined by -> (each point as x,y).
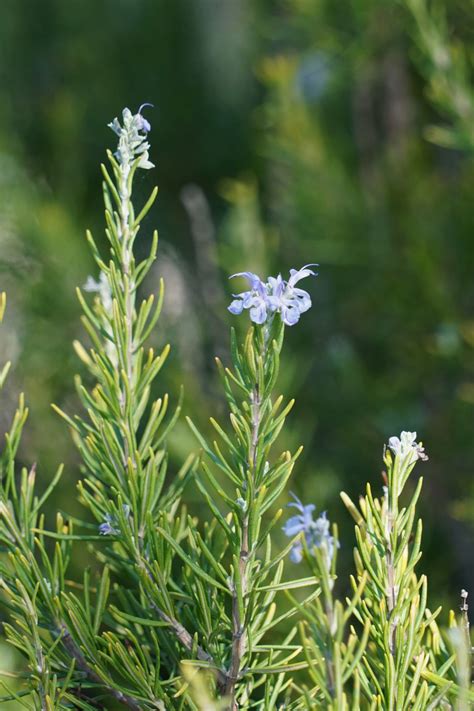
136,103 -> 153,133
98,504 -> 131,536
137,115 -> 152,133
228,272 -> 270,325
283,493 -> 337,565
228,265 -> 317,326
388,431 -> 428,462
99,514 -> 118,536
267,264 -> 317,326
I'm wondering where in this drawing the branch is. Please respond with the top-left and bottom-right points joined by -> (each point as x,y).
135,552 -> 227,688
224,383 -> 261,709
151,602 -> 227,687
59,625 -> 144,711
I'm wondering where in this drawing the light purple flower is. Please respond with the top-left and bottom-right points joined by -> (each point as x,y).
98,505 -> 131,536
228,265 -> 317,326
388,431 -> 428,463
136,103 -> 153,133
228,272 -> 270,325
138,116 -> 151,133
268,264 -> 317,326
99,514 -> 119,536
282,493 -> 338,565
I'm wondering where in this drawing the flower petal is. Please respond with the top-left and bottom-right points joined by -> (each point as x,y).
250,301 -> 268,324
230,272 -> 264,290
388,436 -> 401,455
281,305 -> 301,326
288,263 -> 318,287
282,515 -> 304,536
289,542 -> 303,563
228,299 -> 244,315
292,288 -> 312,313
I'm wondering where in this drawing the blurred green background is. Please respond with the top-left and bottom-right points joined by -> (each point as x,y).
0,0 -> 473,663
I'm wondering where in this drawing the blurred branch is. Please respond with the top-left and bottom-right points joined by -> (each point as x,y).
405,0 -> 474,150
181,184 -> 227,360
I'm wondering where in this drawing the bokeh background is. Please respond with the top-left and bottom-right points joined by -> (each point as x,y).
1,0 -> 473,674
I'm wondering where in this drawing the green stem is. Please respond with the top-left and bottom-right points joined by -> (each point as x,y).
385,488 -> 399,709
225,340 -> 264,709
117,157 -> 137,470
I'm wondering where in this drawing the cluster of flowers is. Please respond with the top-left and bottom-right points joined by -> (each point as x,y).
282,493 -> 338,566
388,430 -> 428,463
283,431 -> 428,566
228,265 -> 317,326
108,104 -> 154,170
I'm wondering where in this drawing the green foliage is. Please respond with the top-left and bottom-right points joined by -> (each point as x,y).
405,0 -> 474,150
182,320 -> 315,708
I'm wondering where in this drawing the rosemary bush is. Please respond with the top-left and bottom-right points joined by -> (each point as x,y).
0,106 -> 471,710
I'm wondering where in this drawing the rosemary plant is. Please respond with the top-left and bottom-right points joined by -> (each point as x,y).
0,105 -> 472,710
293,432 -> 473,709
181,266 -> 320,708
0,107 -> 319,709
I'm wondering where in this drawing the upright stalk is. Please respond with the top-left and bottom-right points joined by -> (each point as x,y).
226,350 -> 263,708
342,432 -> 447,708
117,149 -> 137,468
